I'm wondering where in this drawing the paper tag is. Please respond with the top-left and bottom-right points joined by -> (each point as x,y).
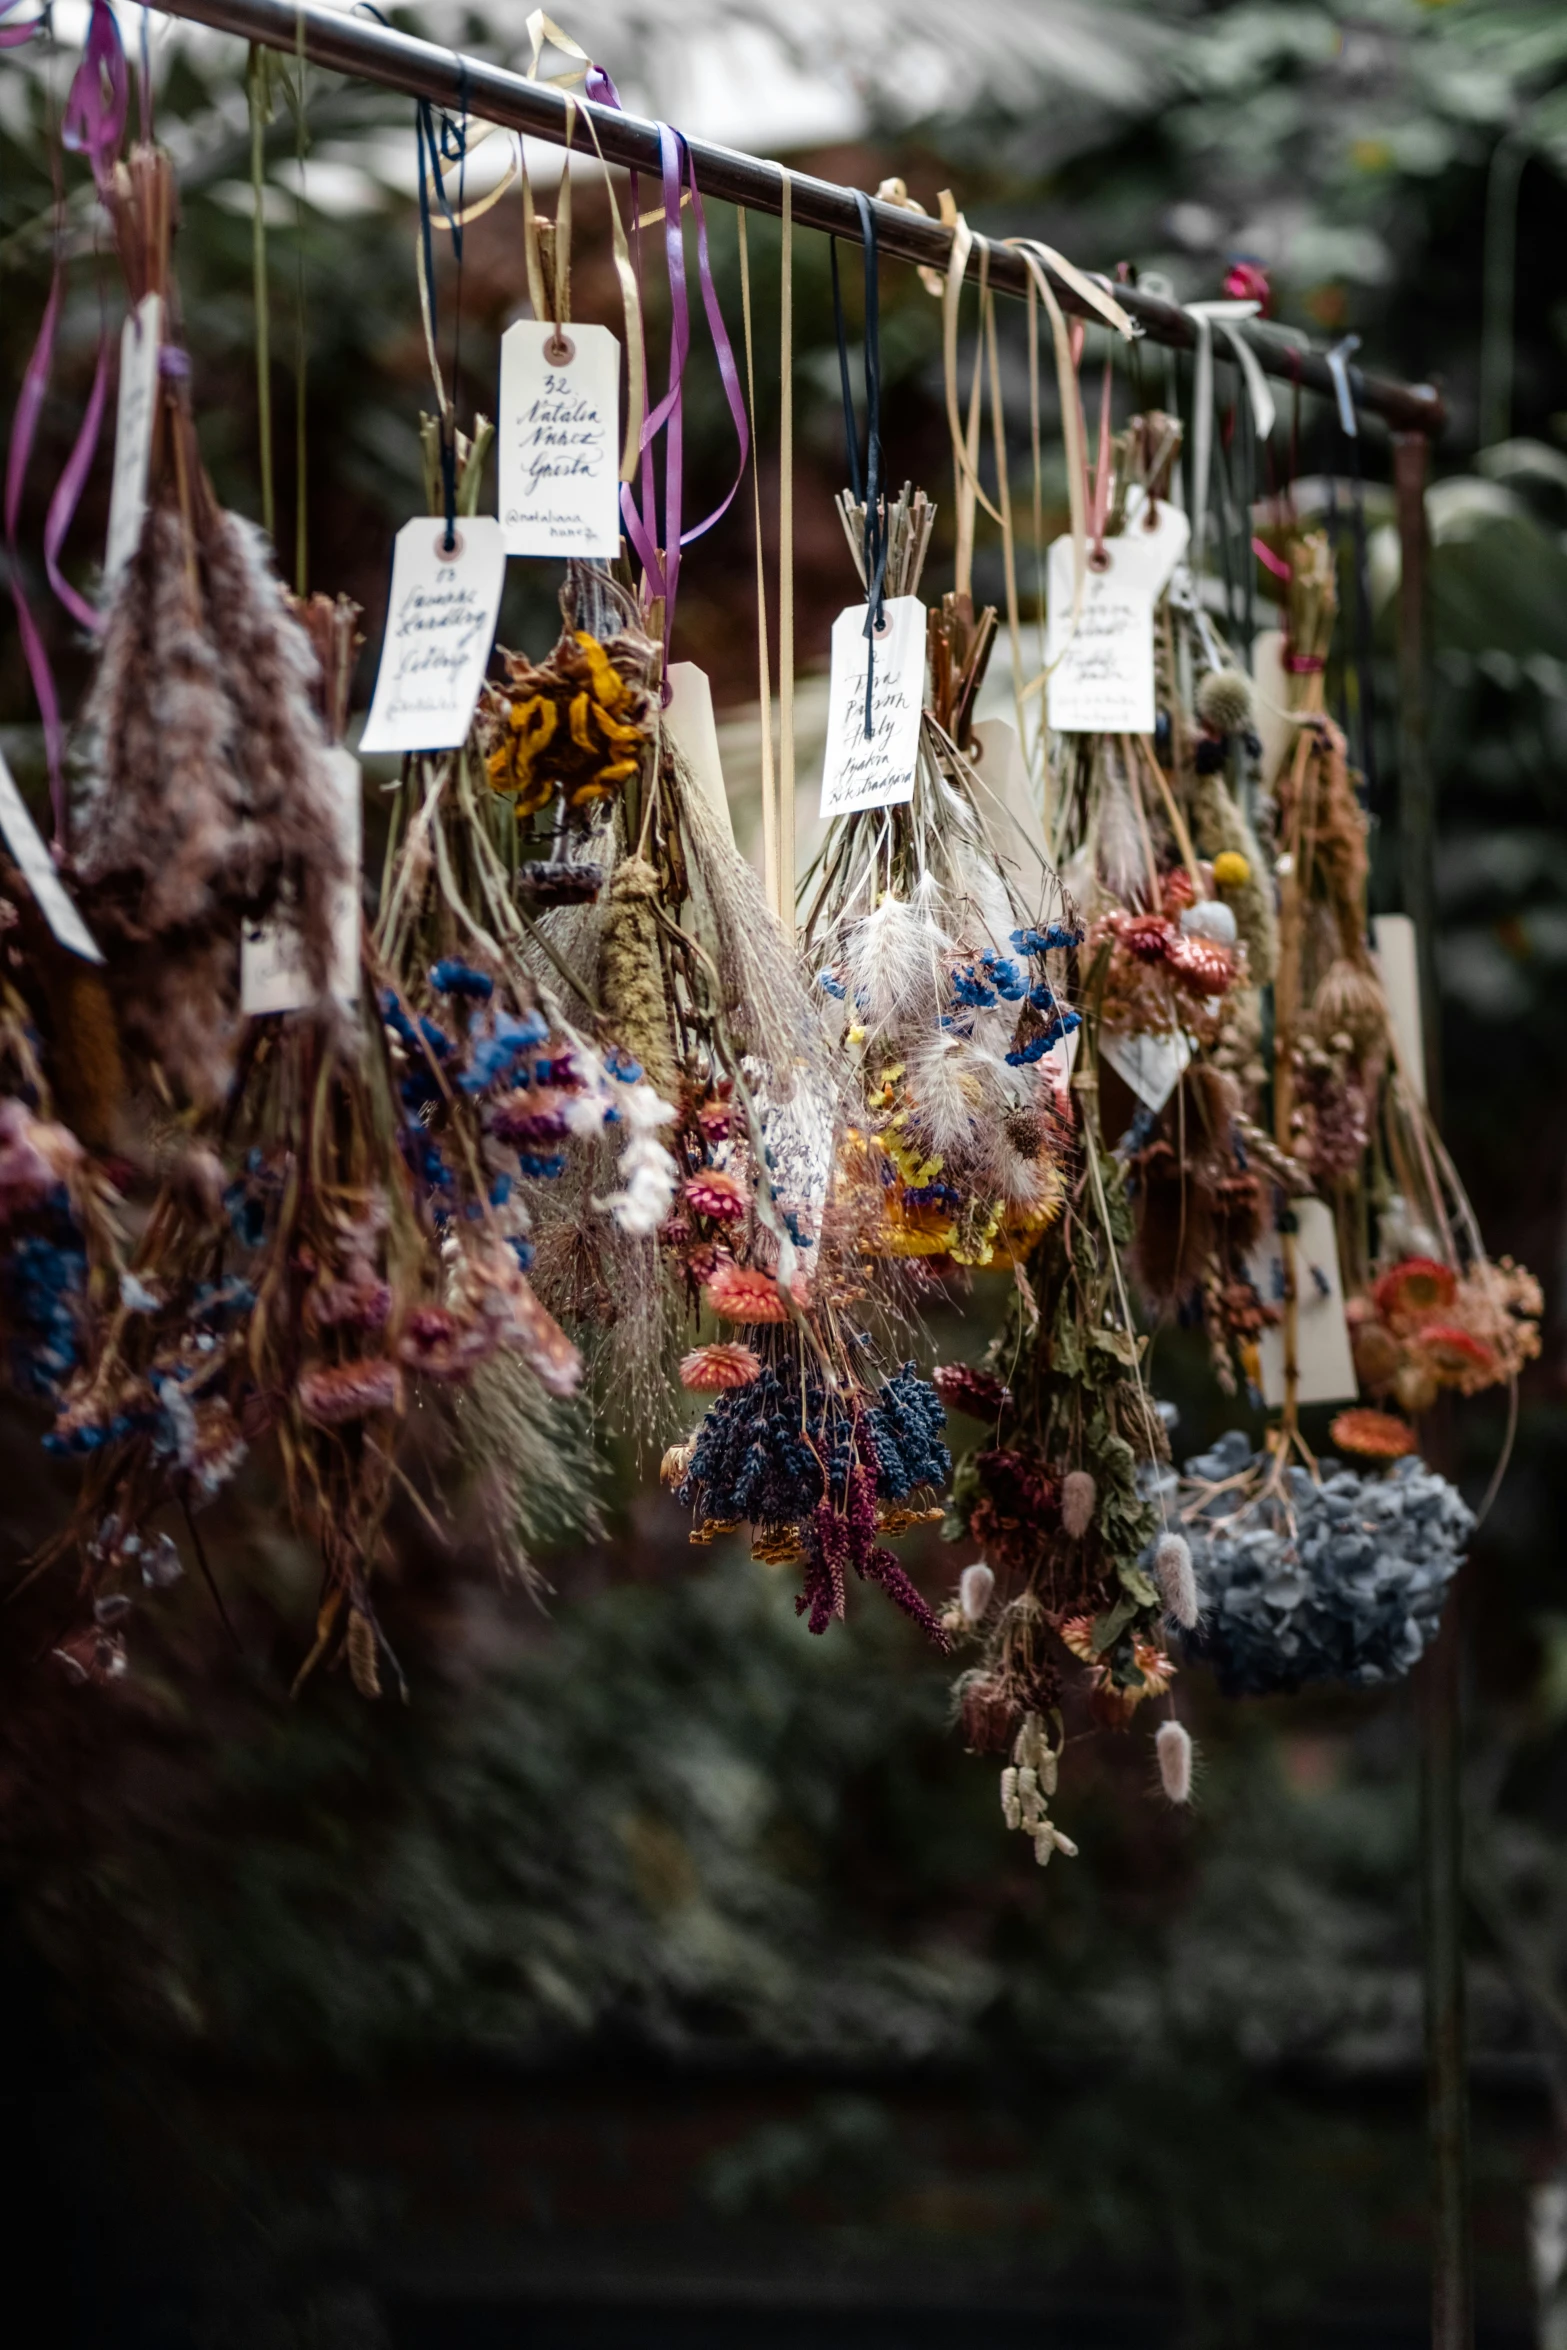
664,662 -> 734,850
498,322 -> 621,560
0,750 -> 102,964
359,517 -> 506,756
104,293 -> 163,589
1045,537 -> 1155,734
242,748 -> 362,1014
1249,628 -> 1294,788
1115,492 -> 1191,599
968,717 -> 1048,867
1372,913 -> 1425,1103
1101,1026 -> 1190,1112
819,596 -> 926,818
1251,1195 -> 1357,1408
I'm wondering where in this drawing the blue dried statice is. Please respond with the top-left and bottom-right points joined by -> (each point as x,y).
1181,1428 -> 1472,1696
1012,922 -> 1083,958
5,1225 -> 86,1397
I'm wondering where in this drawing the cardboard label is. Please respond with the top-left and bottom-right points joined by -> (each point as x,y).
1101,1027 -> 1190,1112
819,596 -> 926,818
359,516 -> 506,756
664,662 -> 734,850
1250,627 -> 1295,789
1045,536 -> 1155,735
242,748 -> 362,1013
1251,1195 -> 1357,1409
0,751 -> 102,964
968,716 -> 1047,868
498,321 -> 621,559
1372,913 -> 1425,1103
104,293 -> 162,589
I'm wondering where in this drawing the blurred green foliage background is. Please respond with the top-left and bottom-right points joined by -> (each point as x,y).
3,3 -> 1567,2343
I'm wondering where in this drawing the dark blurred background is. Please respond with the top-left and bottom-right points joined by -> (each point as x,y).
3,3 -> 1567,2343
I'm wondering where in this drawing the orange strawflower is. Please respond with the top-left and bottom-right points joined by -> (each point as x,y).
1329,1407 -> 1416,1460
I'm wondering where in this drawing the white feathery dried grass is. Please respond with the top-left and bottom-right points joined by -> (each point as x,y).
680,741 -> 825,1103
840,890 -> 952,1039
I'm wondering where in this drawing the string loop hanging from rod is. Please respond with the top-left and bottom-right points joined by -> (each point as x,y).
138,0 -> 1445,441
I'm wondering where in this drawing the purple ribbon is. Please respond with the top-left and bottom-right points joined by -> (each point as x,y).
0,0 -> 43,48
588,96 -> 747,675
2,0 -> 129,841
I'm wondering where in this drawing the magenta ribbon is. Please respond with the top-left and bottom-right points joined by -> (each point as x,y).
587,99 -> 747,678
2,0 -> 128,841
0,0 -> 44,47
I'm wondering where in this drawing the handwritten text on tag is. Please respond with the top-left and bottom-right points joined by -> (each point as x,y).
104,293 -> 162,590
242,748 -> 362,1014
819,596 -> 927,819
499,322 -> 621,560
1045,537 -> 1155,735
359,517 -> 506,757
0,752 -> 102,964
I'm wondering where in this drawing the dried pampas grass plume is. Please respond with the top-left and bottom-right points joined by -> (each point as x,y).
1153,1529 -> 1200,1628
1156,1718 -> 1193,1804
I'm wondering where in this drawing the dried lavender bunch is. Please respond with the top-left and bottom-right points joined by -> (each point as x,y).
670,1343 -> 949,1643
73,478 -> 348,1108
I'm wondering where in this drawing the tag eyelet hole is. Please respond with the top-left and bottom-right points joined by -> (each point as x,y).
872,615 -> 892,640
434,527 -> 465,562
1088,547 -> 1112,573
544,332 -> 576,365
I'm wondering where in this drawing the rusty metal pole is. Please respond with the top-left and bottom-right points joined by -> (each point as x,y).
1396,427 -> 1472,2350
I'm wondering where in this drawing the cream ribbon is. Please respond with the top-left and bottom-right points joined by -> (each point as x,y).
1182,298 -> 1276,572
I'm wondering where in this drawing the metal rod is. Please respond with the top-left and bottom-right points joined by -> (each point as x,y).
149,0 -> 1446,439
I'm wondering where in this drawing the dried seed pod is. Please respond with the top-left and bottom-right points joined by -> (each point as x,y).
1153,1529 -> 1200,1629
346,1607 -> 381,1700
1156,1718 -> 1193,1804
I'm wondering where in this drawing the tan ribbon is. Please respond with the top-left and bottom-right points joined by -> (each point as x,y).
777,171 -> 795,942
738,209 -> 778,919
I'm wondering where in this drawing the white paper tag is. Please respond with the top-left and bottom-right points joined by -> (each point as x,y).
359,517 -> 506,756
104,293 -> 163,589
1115,492 -> 1191,599
819,596 -> 926,818
498,321 -> 621,560
0,750 -> 102,964
1372,913 -> 1424,1103
1045,538 -> 1155,735
664,662 -> 734,849
968,717 -> 1047,867
1249,627 -> 1294,788
1251,1195 -> 1357,1409
242,748 -> 362,1014
1101,1026 -> 1190,1112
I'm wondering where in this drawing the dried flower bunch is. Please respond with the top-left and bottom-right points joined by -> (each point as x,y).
482,624 -> 655,829
1180,1428 -> 1471,1696
70,148 -> 349,1112
802,486 -> 1079,1276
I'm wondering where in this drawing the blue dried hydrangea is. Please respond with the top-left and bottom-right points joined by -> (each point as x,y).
1181,1428 -> 1472,1696
676,1358 -> 948,1523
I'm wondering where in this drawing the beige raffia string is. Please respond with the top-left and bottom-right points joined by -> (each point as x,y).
777,170 -> 795,941
737,209 -> 778,918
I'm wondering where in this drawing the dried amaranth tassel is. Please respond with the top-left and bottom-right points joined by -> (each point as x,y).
598,856 -> 678,1104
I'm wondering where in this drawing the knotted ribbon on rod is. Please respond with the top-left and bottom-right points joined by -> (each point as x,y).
830,190 -> 886,733
1183,297 -> 1276,577
611,119 -> 749,679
